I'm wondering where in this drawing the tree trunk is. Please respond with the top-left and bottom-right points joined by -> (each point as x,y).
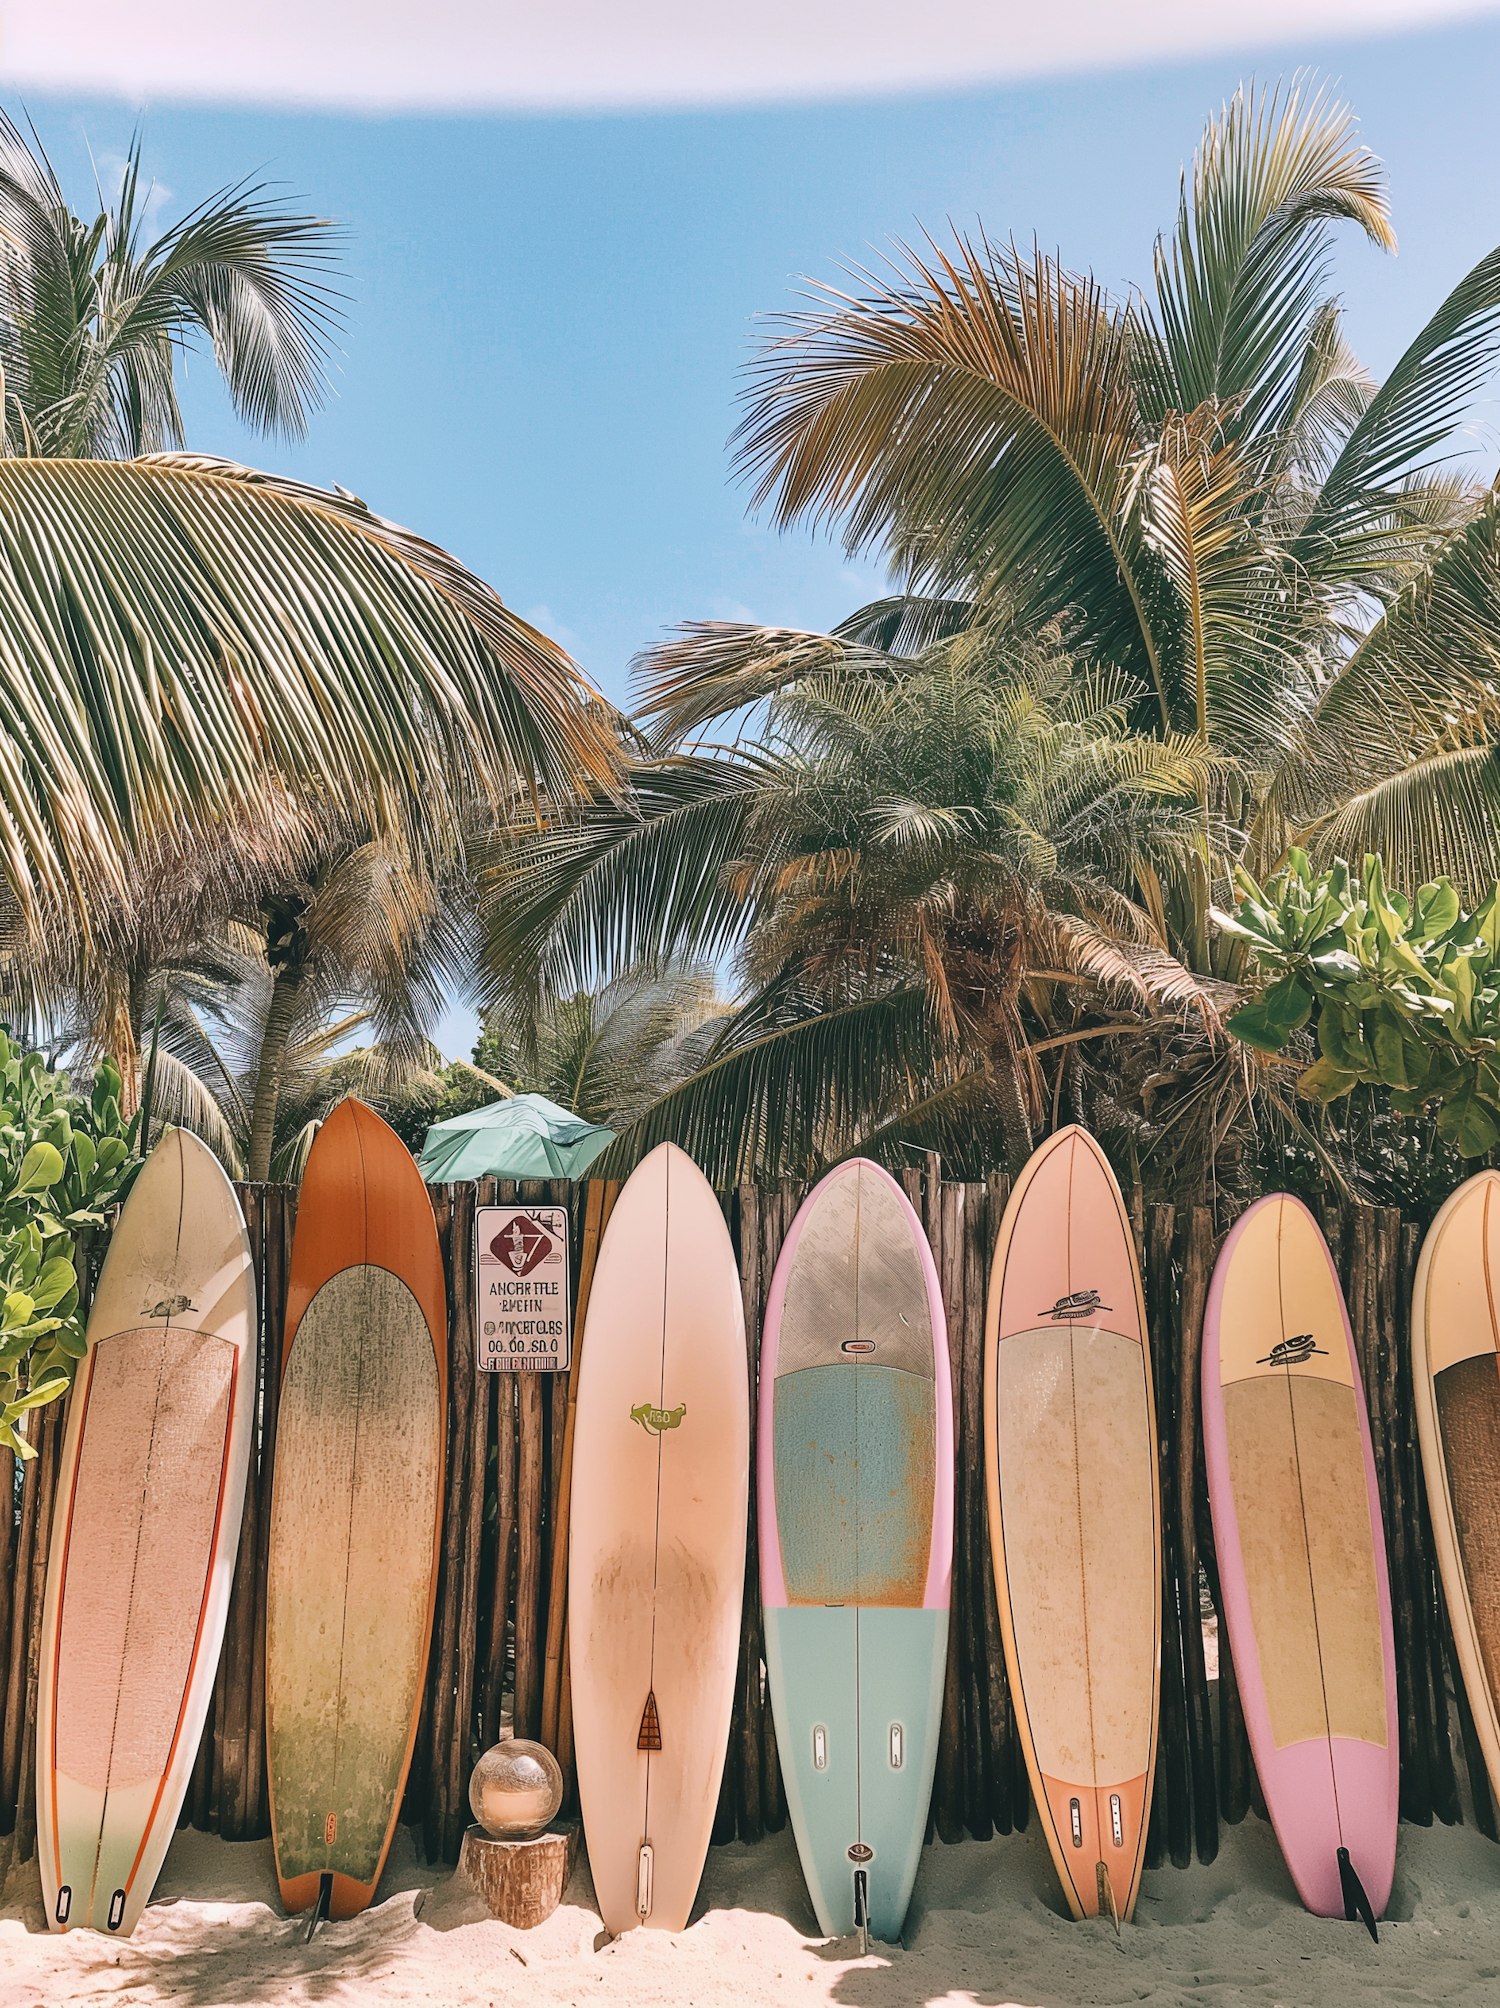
102,986 -> 140,1119
246,969 -> 303,1182
992,1051 -> 1033,1177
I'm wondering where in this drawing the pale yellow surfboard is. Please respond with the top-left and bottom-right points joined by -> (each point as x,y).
568,1142 -> 748,1936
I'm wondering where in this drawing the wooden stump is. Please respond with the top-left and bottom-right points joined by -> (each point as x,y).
459,1821 -> 580,1927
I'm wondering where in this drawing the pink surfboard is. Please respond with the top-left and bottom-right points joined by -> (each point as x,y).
1203,1194 -> 1397,1935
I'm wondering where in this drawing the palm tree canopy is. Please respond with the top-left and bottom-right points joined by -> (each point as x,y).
701,76 -> 1500,935
482,618 -> 1217,1181
0,453 -> 619,921
0,113 -> 341,458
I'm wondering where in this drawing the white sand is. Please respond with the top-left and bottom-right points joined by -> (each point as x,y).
4,1809 -> 1499,2008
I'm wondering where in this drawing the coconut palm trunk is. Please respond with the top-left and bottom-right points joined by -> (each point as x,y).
246,965 -> 304,1182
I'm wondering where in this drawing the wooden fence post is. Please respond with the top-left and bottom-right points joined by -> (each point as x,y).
1145,1203 -> 1190,1871
1178,1206 -> 1218,1863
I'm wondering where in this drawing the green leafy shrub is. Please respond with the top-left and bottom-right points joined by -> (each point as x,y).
1217,850 -> 1500,1156
0,1034 -> 139,1456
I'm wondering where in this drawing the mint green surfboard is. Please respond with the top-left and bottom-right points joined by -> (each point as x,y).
759,1160 -> 953,1941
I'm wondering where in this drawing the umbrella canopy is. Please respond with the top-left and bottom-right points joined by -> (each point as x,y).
417,1092 -> 615,1183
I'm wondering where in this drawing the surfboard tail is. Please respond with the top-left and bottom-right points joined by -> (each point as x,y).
1337,1846 -> 1378,1942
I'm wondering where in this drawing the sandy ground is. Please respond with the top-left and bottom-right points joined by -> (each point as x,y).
4,1806 -> 1500,2008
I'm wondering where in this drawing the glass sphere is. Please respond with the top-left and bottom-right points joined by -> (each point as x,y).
469,1738 -> 563,1839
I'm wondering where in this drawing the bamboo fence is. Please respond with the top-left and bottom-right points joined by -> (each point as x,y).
1,1163 -> 1494,1877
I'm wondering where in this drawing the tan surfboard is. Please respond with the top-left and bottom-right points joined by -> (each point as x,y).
569,1142 -> 747,1936
265,1098 -> 446,1920
1413,1170 -> 1500,1806
984,1126 -> 1160,1924
38,1128 -> 256,1936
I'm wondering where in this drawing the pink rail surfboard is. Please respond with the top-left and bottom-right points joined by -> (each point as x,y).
1203,1193 -> 1396,1934
37,1128 -> 256,1936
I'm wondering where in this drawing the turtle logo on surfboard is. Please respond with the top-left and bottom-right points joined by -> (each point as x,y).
1041,1288 -> 1110,1322
1257,1332 -> 1328,1368
630,1401 -> 687,1434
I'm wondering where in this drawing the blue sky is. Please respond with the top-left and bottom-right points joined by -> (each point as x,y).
19,15 -> 1500,1050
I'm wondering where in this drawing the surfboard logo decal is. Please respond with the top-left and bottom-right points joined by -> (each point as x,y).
1258,1332 -> 1327,1368
629,1402 -> 687,1434
324,1811 -> 338,1845
1041,1289 -> 1110,1322
147,1293 -> 195,1319
637,1689 -> 662,1750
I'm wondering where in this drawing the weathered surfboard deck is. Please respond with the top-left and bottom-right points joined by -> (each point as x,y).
760,1159 -> 952,1942
985,1125 -> 1159,1924
38,1128 -> 256,1937
569,1142 -> 747,1936
1413,1171 -> 1500,1808
1203,1193 -> 1397,1925
265,1098 -> 446,1920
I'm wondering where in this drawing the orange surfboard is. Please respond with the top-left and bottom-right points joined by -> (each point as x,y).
985,1126 -> 1161,1923
265,1099 -> 446,1919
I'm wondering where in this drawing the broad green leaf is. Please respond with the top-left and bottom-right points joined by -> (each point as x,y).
1297,1054 -> 1360,1101
1318,1005 -> 1374,1074
1417,878 -> 1462,940
29,1256 -> 75,1311
1227,973 -> 1313,1053
1438,1083 -> 1500,1156
16,1141 -> 63,1193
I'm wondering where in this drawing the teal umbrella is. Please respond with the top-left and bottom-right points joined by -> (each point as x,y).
417,1092 -> 615,1183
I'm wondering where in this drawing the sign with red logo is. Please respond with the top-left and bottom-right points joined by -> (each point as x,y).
475,1205 -> 571,1372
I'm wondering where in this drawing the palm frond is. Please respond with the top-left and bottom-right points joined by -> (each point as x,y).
1296,239 -> 1500,566
1306,743 -> 1500,899
474,755 -> 763,1022
731,234 -> 1166,715
1147,77 -> 1393,438
0,454 -> 616,920
597,983 -> 950,1186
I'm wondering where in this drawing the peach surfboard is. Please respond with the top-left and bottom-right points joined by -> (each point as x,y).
1203,1194 -> 1396,1936
265,1098 -> 446,1921
985,1126 -> 1160,1924
38,1128 -> 256,1937
569,1142 -> 747,1936
1412,1173 -> 1500,1809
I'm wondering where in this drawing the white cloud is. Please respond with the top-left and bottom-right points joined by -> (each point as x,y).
95,148 -> 173,231
523,604 -> 580,652
3,2 -> 1495,113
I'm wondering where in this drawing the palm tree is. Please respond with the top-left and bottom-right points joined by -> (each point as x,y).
479,617 -> 1216,1180
0,454 -> 617,1043
0,118 -> 620,1077
675,78 -> 1500,964
0,110 -> 338,457
478,965 -> 726,1128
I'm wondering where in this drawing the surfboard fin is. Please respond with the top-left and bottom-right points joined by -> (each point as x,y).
305,1872 -> 333,1942
853,1867 -> 869,1956
1337,1847 -> 1378,1942
1096,1861 -> 1120,1936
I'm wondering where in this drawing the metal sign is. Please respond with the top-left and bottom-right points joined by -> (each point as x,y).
475,1204 -> 571,1372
